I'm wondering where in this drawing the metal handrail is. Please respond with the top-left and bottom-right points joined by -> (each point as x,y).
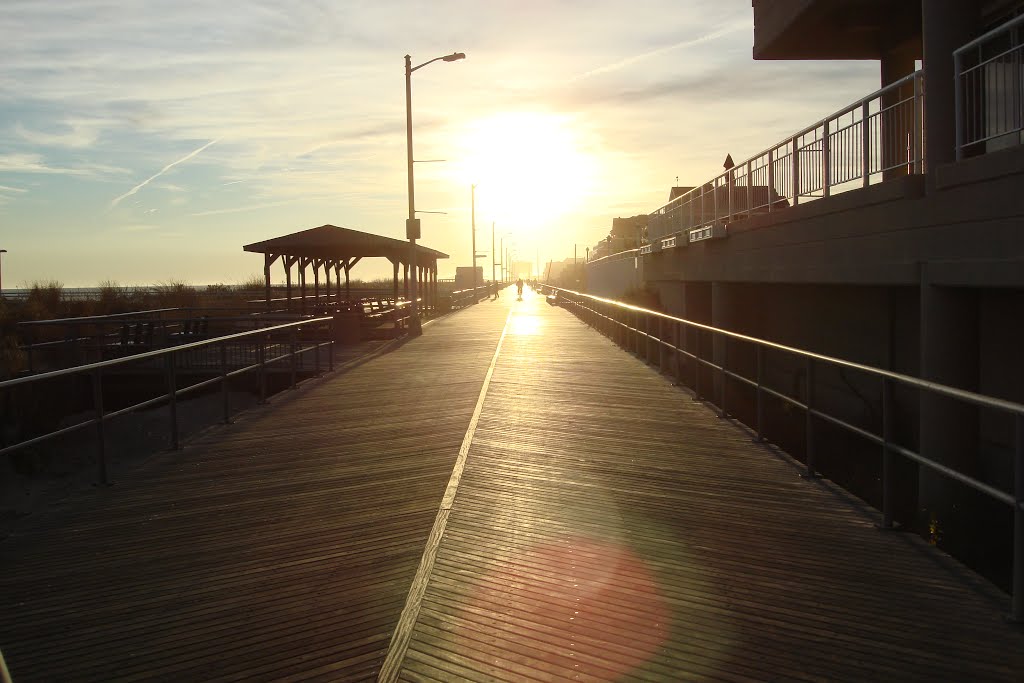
543,284 -> 1024,621
0,317 -> 335,483
954,13 -> 1024,159
646,70 -> 924,244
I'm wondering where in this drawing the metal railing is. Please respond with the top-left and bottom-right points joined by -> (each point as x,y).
16,309 -> 318,373
449,283 -> 502,309
0,317 -> 334,485
955,13 -> 1024,159
646,71 -> 924,246
542,285 -> 1024,621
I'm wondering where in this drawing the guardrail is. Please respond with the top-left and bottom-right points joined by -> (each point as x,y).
955,13 -> 1024,159
0,317 -> 334,486
449,283 -> 502,309
17,309 -> 317,373
646,71 -> 924,246
541,285 -> 1024,621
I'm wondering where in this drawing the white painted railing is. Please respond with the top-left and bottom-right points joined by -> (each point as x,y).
647,71 -> 924,244
955,13 -> 1024,159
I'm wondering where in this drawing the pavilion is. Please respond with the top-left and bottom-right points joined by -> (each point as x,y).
243,225 -> 448,312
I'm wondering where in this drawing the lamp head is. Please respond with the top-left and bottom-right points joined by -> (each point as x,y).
443,52 -> 466,62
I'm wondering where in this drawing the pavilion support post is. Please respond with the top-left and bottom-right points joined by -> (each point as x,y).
313,260 -> 320,304
391,259 -> 399,305
343,260 -> 350,302
432,265 -> 438,312
284,256 -> 294,310
323,260 -> 330,304
298,257 -> 308,314
403,263 -> 409,301
264,253 -> 272,310
334,262 -> 341,300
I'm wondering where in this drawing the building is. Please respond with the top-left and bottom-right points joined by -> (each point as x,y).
588,0 -> 1024,587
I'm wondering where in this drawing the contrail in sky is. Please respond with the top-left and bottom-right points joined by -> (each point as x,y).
109,139 -> 219,209
572,20 -> 748,81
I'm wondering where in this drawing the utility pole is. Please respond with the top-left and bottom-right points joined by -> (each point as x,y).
471,184 -> 477,294
491,221 -> 496,285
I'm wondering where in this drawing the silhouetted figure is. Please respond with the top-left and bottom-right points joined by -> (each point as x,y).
516,278 -> 524,299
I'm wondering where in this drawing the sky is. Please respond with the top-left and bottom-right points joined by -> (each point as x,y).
0,1 -> 881,287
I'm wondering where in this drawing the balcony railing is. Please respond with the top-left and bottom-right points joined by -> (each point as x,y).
646,71 -> 924,247
955,13 -> 1024,159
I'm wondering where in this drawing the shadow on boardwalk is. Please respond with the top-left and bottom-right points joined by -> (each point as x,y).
1,288 -> 1022,682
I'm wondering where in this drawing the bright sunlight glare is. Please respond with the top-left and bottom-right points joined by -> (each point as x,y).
451,112 -> 599,238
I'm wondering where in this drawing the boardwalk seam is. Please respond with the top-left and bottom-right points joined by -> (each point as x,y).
377,308 -> 513,683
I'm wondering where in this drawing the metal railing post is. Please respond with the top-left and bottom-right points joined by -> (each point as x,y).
258,336 -> 267,405
804,357 -> 816,478
792,136 -> 800,206
220,342 -> 230,424
822,120 -> 831,198
719,334 -> 728,418
954,51 -> 964,161
881,378 -> 895,528
913,73 -> 924,172
675,321 -> 684,385
767,149 -> 775,213
745,160 -> 752,215
658,317 -> 665,372
93,368 -> 109,485
328,338 -> 334,372
289,327 -> 297,389
755,345 -> 765,441
862,101 -> 871,186
1013,413 -> 1024,621
166,353 -> 179,450
694,331 -> 702,401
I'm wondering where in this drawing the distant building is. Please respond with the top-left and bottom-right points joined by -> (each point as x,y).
454,266 -> 483,291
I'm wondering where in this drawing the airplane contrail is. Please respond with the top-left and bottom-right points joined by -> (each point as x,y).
572,20 -> 748,82
109,138 -> 219,209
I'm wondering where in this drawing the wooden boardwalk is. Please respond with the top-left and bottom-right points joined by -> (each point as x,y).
2,289 -> 1023,681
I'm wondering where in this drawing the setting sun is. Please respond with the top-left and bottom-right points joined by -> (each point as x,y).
451,112 -> 599,238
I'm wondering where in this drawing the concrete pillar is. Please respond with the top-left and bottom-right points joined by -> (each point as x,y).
919,265 -> 979,538
922,0 -> 980,172
685,282 -> 712,396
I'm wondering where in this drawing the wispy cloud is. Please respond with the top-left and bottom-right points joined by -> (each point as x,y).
0,184 -> 27,193
0,152 -> 127,177
109,139 -> 219,209
15,120 -> 102,148
189,199 -> 300,217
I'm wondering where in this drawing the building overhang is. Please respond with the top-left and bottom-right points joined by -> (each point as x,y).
752,0 -> 921,60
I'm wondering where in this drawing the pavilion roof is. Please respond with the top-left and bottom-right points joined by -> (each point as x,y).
242,224 -> 449,263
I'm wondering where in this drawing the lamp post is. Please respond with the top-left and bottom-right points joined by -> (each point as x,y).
471,184 -> 477,296
405,51 -> 465,335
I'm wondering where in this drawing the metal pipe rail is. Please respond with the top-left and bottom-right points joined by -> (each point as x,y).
0,317 -> 334,485
542,285 -> 1024,621
955,13 -> 1024,159
646,71 -> 924,246
16,311 -> 321,373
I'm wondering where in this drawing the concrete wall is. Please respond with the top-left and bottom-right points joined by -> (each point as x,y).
632,147 -> 1024,589
584,252 -> 643,299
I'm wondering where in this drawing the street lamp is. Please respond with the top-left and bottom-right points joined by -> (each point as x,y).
405,51 -> 466,335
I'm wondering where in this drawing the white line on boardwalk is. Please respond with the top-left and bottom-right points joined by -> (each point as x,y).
377,308 -> 513,682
